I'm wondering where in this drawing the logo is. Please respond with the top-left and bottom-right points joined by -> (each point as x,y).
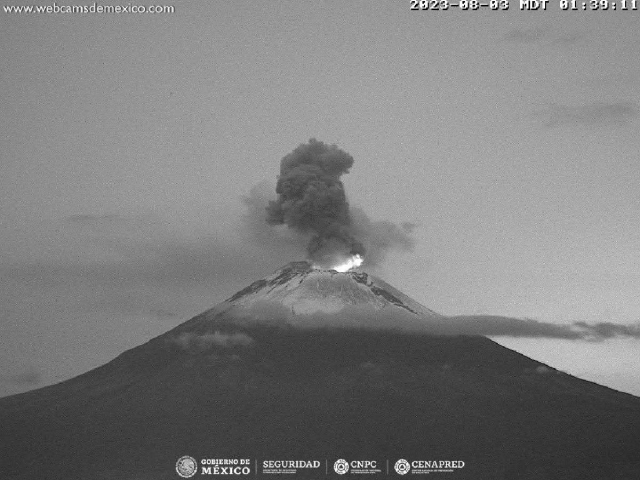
394,459 -> 410,475
261,460 -> 321,475
329,459 -> 383,476
176,456 -> 198,478
334,459 -> 350,475
200,458 -> 251,475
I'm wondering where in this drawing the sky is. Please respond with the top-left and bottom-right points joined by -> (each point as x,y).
1,1 -> 639,397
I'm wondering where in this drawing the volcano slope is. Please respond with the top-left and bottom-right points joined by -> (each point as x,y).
1,262 -> 639,480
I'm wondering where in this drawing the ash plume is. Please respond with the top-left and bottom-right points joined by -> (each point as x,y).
266,139 -> 363,264
265,139 -> 413,266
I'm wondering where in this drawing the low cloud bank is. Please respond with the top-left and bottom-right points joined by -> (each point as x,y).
171,331 -> 254,352
210,302 -> 640,341
447,315 -> 640,340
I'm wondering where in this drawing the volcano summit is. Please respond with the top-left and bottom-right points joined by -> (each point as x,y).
1,262 -> 640,479
175,261 -> 440,333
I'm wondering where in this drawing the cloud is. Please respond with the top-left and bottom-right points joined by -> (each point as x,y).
535,366 -> 552,374
573,321 -> 640,340
534,102 -> 639,127
206,299 -> 443,332
261,139 -> 417,267
446,315 -> 584,339
240,181 -> 309,261
2,139 -> 419,338
203,301 -> 640,341
242,181 -> 416,268
3,210 -> 638,345
447,315 -> 640,340
170,331 -> 254,352
350,207 -> 415,267
5,212 -> 291,289
0,211 -> 299,334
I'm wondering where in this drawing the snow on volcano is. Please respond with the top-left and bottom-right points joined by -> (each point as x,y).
173,261 -> 442,334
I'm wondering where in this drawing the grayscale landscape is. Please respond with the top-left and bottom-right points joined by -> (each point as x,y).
2,261 -> 640,479
1,3 -> 639,480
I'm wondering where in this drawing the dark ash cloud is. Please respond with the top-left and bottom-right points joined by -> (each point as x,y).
264,139 -> 415,267
535,102 -> 639,127
246,182 -> 415,268
266,139 -> 363,265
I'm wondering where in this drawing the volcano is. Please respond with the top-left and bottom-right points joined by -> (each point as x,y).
178,261 -> 441,332
1,262 -> 640,479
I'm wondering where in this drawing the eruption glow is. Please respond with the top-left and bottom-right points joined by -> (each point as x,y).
331,254 -> 363,273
